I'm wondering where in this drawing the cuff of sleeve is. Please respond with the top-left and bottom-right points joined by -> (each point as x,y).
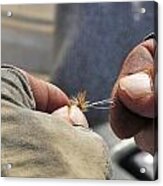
1,64 -> 36,110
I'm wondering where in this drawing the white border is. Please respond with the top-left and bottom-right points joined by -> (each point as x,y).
0,0 -> 159,4
1,0 -> 162,186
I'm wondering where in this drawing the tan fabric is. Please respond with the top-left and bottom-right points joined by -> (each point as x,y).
1,65 -> 112,179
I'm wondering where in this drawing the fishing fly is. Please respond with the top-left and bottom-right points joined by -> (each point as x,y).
70,91 -> 115,112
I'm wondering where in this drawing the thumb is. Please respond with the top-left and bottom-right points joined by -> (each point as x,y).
52,105 -> 89,128
118,71 -> 156,118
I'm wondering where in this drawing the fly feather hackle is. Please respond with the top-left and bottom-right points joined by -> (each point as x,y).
70,91 -> 90,112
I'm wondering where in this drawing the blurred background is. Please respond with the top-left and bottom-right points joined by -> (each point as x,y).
1,2 -> 157,180
1,4 -> 56,79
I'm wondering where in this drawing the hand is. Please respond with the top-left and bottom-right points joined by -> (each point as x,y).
22,71 -> 88,127
110,38 -> 157,155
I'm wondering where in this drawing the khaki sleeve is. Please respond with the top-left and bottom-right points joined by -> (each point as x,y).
1,65 -> 112,179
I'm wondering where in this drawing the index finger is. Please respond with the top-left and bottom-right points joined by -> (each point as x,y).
22,71 -> 70,113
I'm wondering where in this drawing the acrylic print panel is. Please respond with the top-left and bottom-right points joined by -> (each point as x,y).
1,1 -> 158,180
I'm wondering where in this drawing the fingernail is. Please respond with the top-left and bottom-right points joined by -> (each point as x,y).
143,32 -> 157,41
119,72 -> 153,99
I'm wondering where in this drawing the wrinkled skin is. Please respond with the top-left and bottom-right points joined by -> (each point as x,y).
110,38 -> 157,155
